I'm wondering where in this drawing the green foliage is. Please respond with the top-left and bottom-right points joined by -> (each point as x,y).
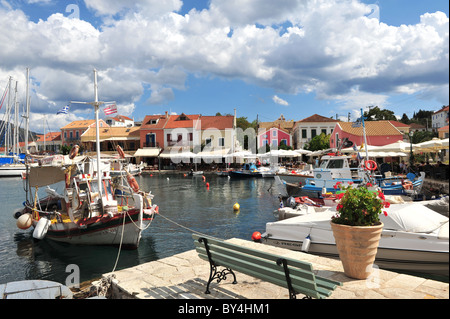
305,133 -> 330,151
331,183 -> 389,226
363,106 -> 397,121
60,145 -> 71,155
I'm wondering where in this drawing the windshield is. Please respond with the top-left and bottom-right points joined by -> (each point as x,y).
327,159 -> 344,169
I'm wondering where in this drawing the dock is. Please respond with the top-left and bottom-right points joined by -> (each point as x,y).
101,238 -> 448,299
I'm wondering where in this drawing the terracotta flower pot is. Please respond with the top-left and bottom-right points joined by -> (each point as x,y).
330,221 -> 383,280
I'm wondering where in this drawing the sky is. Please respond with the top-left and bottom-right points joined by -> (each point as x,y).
0,0 -> 448,133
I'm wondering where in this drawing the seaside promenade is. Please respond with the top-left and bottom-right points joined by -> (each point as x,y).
101,238 -> 448,300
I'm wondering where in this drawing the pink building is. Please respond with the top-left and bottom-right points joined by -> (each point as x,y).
330,121 -> 403,148
258,127 -> 292,149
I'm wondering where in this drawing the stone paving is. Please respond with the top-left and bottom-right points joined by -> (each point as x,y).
103,238 -> 449,299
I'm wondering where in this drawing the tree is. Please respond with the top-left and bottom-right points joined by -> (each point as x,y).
400,113 -> 410,124
305,133 -> 330,151
363,106 -> 397,121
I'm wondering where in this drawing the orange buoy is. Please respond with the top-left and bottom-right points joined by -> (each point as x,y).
206,182 -> 210,189
251,231 -> 262,242
116,145 -> 126,159
202,175 -> 206,182
127,173 -> 140,192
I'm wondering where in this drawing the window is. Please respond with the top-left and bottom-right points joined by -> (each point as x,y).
302,129 -> 307,138
219,137 -> 225,147
311,129 -> 317,138
327,159 -> 344,169
75,131 -> 79,139
189,132 -> 193,141
69,131 -> 73,139
167,134 -> 171,141
280,139 -> 288,146
205,138 -> 212,146
272,140 -> 278,147
272,130 -> 277,137
321,129 -> 327,135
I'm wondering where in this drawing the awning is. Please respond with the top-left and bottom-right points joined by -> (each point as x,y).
133,148 -> 161,157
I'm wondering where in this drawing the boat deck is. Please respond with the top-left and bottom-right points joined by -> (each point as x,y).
102,238 -> 448,299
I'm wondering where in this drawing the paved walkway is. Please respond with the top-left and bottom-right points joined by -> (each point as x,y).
102,238 -> 448,299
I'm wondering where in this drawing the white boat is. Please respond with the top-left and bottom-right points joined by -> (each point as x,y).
0,162 -> 27,177
110,160 -> 143,176
275,166 -> 314,184
0,280 -> 73,299
13,70 -> 158,249
262,202 -> 449,276
0,73 -> 28,178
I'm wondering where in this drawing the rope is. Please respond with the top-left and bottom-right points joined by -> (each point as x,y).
155,210 -> 222,241
111,209 -> 127,273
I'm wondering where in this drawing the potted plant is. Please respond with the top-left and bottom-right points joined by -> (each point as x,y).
330,182 -> 389,279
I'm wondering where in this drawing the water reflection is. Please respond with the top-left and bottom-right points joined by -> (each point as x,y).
2,174 -> 278,284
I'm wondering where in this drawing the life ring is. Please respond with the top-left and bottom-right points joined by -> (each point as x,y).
127,173 -> 140,193
364,160 -> 377,171
116,145 -> 125,159
69,145 -> 79,159
402,181 -> 413,190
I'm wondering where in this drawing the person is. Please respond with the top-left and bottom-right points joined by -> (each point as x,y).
400,161 -> 407,174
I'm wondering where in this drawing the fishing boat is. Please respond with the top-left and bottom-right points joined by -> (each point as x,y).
229,163 -> 263,178
262,202 -> 449,276
13,70 -> 158,249
110,160 -> 143,176
299,155 -> 425,199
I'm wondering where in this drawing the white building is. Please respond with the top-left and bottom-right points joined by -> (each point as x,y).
431,106 -> 449,131
292,114 -> 339,149
105,115 -> 134,128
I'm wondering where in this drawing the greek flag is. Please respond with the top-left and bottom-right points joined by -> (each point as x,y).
57,105 -> 69,115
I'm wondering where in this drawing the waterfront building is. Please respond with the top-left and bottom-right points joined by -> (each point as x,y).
330,120 -> 403,148
80,126 -> 140,153
60,119 -> 108,147
293,114 -> 339,149
432,106 -> 449,132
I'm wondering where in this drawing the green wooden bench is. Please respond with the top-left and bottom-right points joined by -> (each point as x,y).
193,234 -> 342,299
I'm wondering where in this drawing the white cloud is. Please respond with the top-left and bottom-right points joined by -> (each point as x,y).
0,1 -> 448,132
272,95 -> 289,106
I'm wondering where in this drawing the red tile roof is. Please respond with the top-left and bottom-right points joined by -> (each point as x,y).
165,113 -> 201,129
338,121 -> 402,136
199,115 -> 234,130
297,114 -> 339,123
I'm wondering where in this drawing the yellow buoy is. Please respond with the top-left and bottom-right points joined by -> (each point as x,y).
233,203 -> 240,211
17,213 -> 32,230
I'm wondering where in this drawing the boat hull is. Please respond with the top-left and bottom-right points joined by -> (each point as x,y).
0,165 -> 26,177
262,236 -> 449,276
32,210 -> 152,249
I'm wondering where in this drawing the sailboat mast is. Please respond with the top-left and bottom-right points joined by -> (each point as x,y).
93,69 -> 102,197
14,81 -> 19,156
25,68 -> 30,153
360,108 -> 369,161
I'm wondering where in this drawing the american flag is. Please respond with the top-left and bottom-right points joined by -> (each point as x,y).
57,105 -> 70,115
103,104 -> 117,115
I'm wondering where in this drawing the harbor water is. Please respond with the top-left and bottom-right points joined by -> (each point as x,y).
0,174 -> 280,285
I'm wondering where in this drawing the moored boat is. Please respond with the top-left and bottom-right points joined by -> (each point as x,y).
13,70 -> 158,249
262,202 -> 449,276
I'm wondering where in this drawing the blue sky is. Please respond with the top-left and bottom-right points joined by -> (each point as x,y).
0,0 -> 448,132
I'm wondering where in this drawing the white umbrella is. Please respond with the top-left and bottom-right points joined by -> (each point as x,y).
415,138 -> 449,152
375,140 -> 418,152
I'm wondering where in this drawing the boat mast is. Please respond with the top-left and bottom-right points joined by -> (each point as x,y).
93,69 -> 102,196
25,68 -> 30,153
360,108 -> 369,162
